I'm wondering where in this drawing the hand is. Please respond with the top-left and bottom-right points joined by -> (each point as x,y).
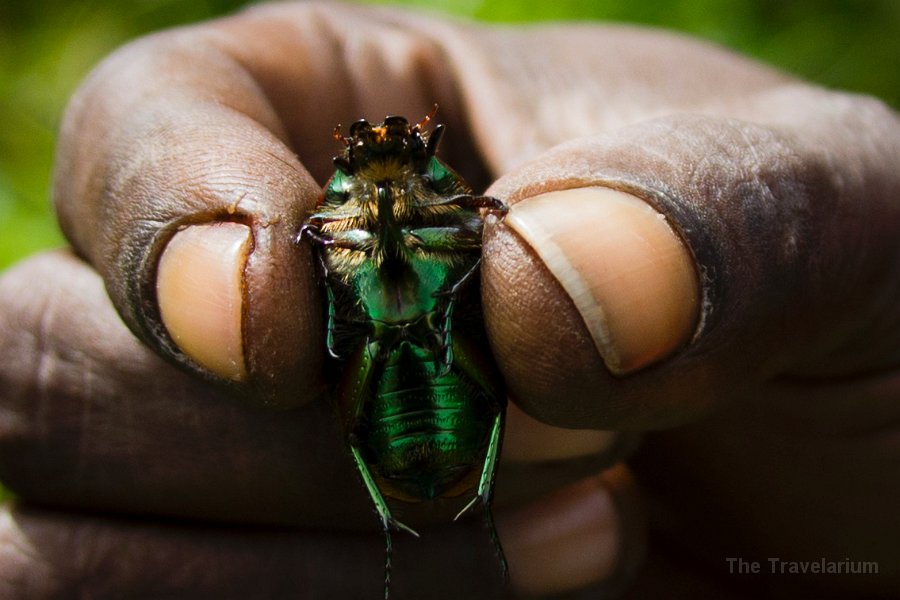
2,3 -> 899,598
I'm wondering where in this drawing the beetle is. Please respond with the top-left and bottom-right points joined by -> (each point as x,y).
299,109 -> 508,597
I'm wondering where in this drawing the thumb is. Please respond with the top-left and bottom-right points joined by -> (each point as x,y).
483,88 -> 900,429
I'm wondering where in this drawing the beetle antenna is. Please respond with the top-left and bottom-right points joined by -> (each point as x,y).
333,124 -> 349,146
415,104 -> 439,132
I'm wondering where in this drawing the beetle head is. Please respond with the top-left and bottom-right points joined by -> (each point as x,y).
333,109 -> 444,174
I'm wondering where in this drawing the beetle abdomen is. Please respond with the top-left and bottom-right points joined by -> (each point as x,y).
364,342 -> 494,500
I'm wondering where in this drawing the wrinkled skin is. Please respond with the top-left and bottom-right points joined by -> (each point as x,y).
1,3 -> 899,599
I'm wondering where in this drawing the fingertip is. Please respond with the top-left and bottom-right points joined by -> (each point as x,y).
157,222 -> 252,382
505,187 -> 700,375
503,401 -> 619,462
500,466 -> 641,597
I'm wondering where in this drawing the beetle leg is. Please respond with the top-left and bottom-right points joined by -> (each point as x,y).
453,411 -> 509,583
383,523 -> 392,600
454,411 -> 502,520
477,195 -> 510,218
300,232 -> 341,359
349,444 -> 419,599
437,302 -> 454,377
431,256 -> 482,302
300,218 -> 376,251
405,226 -> 481,252
323,281 -> 339,359
483,495 -> 510,585
315,257 -> 338,359
344,344 -> 414,536
449,257 -> 482,295
482,412 -> 509,583
297,222 -> 332,246
433,256 -> 482,374
430,194 -> 508,217
349,446 -> 419,537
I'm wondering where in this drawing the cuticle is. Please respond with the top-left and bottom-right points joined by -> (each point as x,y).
238,223 -> 255,384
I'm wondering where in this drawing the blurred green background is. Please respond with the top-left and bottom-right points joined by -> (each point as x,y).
1,0 -> 899,271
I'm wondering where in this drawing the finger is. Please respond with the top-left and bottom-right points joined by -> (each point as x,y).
52,20 -> 323,405
50,4 -> 793,406
0,254 -> 642,598
0,251 -> 367,526
482,90 -> 900,430
0,252 -> 618,524
52,4 -> 476,405
393,13 -> 899,433
390,11 -> 791,174
0,504 -> 509,600
499,464 -> 644,598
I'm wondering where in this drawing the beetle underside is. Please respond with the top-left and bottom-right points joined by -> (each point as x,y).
300,110 -> 508,598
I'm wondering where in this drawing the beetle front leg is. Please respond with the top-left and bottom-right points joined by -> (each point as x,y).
297,226 -> 341,358
297,220 -> 329,246
469,194 -> 509,218
430,193 -> 508,216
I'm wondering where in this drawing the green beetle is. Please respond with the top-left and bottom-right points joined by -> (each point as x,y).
299,110 -> 508,597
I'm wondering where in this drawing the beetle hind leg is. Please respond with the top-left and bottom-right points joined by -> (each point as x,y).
483,502 -> 510,584
349,447 -> 419,538
349,445 -> 419,598
453,411 -> 508,582
382,527 -> 393,600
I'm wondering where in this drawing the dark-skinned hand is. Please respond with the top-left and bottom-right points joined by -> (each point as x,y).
1,3 -> 899,598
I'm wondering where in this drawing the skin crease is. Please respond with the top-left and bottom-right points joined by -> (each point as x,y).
1,2 -> 899,598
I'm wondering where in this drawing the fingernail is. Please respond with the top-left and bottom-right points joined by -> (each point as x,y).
500,475 -> 620,596
505,188 -> 699,374
156,223 -> 252,381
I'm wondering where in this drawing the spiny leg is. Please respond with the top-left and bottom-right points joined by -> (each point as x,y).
349,445 -> 419,599
436,301 -> 455,377
323,279 -> 338,358
349,446 -> 419,537
383,525 -> 393,600
297,224 -> 341,358
423,193 -> 508,216
482,495 -> 509,585
454,411 -> 508,583
313,251 -> 340,359
433,257 -> 483,375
